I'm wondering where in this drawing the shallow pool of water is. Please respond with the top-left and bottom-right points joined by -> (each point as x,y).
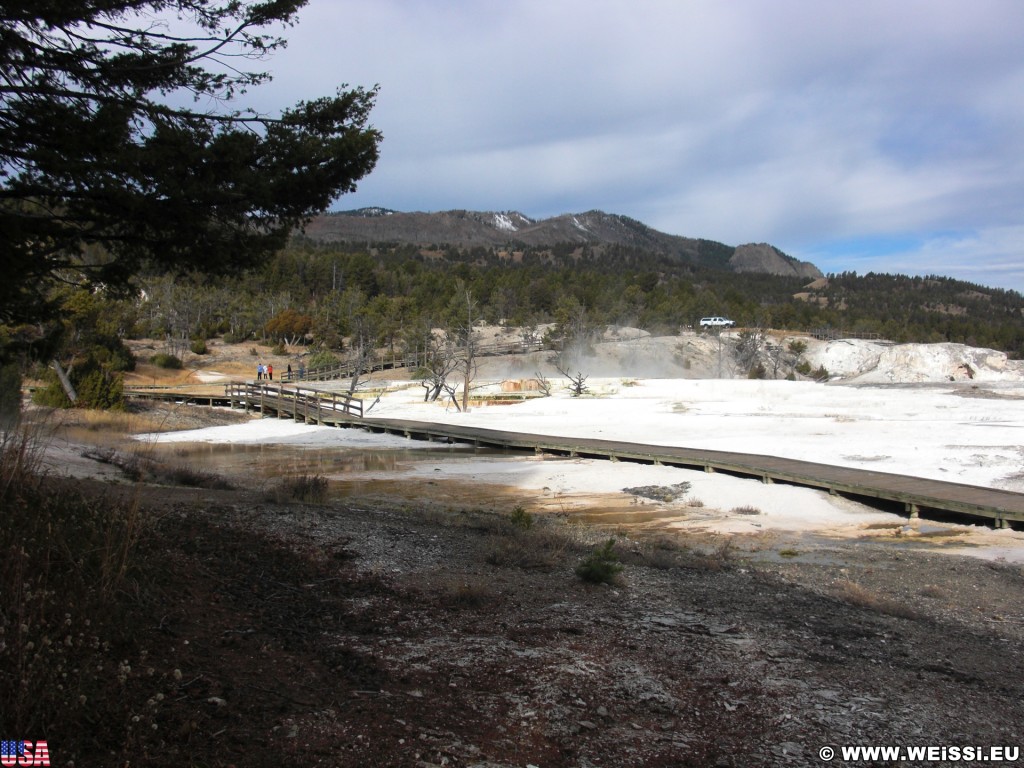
143,440 -> 509,480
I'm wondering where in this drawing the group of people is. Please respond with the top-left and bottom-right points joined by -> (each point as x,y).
256,362 -> 302,382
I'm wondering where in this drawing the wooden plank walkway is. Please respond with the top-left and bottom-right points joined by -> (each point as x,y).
127,383 -> 1024,529
223,382 -> 363,419
357,418 -> 1024,529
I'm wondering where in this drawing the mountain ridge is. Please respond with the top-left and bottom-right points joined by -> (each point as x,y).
301,208 -> 823,279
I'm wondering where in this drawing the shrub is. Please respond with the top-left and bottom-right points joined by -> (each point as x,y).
189,338 -> 208,355
150,353 -> 182,369
509,504 -> 534,530
75,369 -> 125,410
271,474 -> 329,504
32,359 -> 125,410
92,340 -> 136,372
575,538 -> 623,584
31,377 -> 72,408
307,349 -> 340,370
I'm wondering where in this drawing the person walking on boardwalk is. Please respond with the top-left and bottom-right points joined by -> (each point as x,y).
257,362 -> 264,381
267,363 -> 273,381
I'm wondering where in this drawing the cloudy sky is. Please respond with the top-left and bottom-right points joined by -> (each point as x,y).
253,1 -> 1024,292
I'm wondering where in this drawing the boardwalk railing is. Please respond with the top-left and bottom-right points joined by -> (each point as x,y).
225,382 -> 363,420
809,328 -> 883,342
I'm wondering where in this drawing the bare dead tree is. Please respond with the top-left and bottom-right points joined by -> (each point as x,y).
440,380 -> 464,412
346,310 -> 384,397
416,333 -> 461,403
454,289 -> 480,412
735,328 -> 767,377
765,341 -> 786,379
362,388 -> 386,415
533,372 -> 553,397
555,364 -> 590,397
346,344 -> 375,398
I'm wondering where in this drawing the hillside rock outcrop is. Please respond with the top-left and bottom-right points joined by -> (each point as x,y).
729,243 -> 823,279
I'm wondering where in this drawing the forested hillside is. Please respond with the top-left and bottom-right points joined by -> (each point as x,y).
11,237 -> 1024,411
126,239 -> 1024,357
304,208 -> 823,278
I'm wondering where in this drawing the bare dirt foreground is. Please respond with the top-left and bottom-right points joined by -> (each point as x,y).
27,402 -> 1024,768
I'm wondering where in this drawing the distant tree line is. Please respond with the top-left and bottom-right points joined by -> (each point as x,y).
128,240 -> 1023,356
8,238 -> 1024,408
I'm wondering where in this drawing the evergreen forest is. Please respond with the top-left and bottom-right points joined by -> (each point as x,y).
9,237 -> 1024,412
128,239 -> 1024,356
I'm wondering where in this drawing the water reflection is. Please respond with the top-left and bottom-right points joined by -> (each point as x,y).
144,440 -> 506,480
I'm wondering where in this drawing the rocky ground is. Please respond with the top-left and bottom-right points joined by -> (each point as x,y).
28,399 -> 1024,767
22,331 -> 1024,766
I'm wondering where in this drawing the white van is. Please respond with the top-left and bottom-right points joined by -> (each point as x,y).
699,316 -> 735,328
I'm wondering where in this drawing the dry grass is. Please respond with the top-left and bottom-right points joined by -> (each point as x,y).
24,401 -> 199,438
731,505 -> 762,516
484,527 -> 571,570
919,584 -> 949,600
268,473 -> 329,503
418,572 -> 496,608
833,579 -> 921,619
1,426 -> 146,737
617,535 -> 688,570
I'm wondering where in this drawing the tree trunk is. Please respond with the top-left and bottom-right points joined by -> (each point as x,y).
51,359 -> 78,403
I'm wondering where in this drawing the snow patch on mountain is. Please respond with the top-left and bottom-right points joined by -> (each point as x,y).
493,213 -> 518,232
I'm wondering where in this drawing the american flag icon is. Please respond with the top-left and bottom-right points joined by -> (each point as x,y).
0,740 -> 25,758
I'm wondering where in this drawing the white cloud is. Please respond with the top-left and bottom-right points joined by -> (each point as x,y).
253,0 -> 1024,291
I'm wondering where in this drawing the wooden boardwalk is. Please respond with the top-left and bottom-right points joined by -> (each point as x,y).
126,383 -> 1024,529
224,382 -> 364,418
357,418 -> 1024,529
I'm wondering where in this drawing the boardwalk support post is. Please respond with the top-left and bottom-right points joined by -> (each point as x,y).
906,502 -> 920,519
